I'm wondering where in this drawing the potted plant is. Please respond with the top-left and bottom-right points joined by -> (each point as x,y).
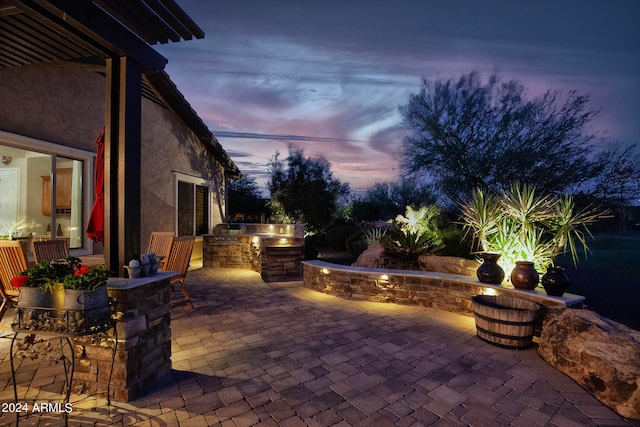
459,181 -> 599,292
11,274 -> 52,309
12,257 -> 113,333
12,257 -> 75,308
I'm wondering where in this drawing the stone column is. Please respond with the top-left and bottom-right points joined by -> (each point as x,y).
72,271 -> 176,401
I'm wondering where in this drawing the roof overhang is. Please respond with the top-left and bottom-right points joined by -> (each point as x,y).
1,0 -> 204,71
1,0 -> 240,177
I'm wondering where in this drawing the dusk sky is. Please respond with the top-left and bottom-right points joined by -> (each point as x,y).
156,1 -> 640,194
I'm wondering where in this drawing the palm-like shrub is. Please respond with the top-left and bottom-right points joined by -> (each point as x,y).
459,181 -> 600,275
381,227 -> 442,270
394,205 -> 444,245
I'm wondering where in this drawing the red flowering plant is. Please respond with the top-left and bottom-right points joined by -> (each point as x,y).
64,262 -> 112,291
13,257 -> 112,292
10,275 -> 29,289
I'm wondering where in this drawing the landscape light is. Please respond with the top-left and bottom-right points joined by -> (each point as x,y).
376,274 -> 390,289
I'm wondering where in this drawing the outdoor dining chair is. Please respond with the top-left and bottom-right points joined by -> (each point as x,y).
0,240 -> 28,323
161,236 -> 195,309
32,239 -> 68,263
147,232 -> 174,265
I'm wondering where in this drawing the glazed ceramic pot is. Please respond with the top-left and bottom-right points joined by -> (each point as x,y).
476,253 -> 505,284
510,261 -> 539,290
541,266 -> 570,296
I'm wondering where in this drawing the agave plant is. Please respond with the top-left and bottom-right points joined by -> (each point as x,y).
362,227 -> 387,244
381,227 -> 442,270
460,181 -> 600,277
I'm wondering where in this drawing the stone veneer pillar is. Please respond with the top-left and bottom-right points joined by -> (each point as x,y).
71,271 -> 176,401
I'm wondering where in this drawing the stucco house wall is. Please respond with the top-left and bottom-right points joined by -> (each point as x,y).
0,62 -> 105,151
140,98 -> 227,258
0,61 -> 230,258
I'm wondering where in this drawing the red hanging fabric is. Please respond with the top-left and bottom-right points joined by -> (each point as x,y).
86,128 -> 105,242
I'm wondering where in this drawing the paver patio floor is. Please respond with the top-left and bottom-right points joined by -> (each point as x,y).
1,266 -> 638,426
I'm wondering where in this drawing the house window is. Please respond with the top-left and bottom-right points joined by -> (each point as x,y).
176,175 -> 211,236
0,134 -> 91,251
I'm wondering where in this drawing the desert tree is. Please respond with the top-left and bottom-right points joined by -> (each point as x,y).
350,179 -> 437,222
228,175 -> 266,222
592,143 -> 640,230
400,72 -> 604,201
593,144 -> 640,209
267,146 -> 350,234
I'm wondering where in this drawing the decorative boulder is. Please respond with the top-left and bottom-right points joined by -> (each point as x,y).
352,241 -> 385,268
538,308 -> 640,420
419,255 -> 477,276
353,242 -> 477,277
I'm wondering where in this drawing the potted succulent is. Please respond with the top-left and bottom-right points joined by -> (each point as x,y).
140,254 -> 151,276
148,252 -> 159,274
125,259 -> 142,278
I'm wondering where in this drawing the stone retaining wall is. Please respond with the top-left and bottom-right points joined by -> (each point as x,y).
302,260 -> 585,316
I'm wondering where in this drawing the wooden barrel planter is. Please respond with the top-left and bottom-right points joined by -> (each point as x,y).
472,295 -> 541,349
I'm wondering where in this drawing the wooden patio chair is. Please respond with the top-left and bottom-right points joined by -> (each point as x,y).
0,240 -> 28,322
147,232 -> 174,265
32,239 -> 68,263
161,236 -> 195,309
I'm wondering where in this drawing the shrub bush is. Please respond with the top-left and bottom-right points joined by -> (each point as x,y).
324,225 -> 356,251
436,228 -> 474,258
304,234 -> 323,260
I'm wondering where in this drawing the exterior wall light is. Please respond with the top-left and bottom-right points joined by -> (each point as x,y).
482,287 -> 498,296
376,274 -> 390,289
321,268 -> 330,275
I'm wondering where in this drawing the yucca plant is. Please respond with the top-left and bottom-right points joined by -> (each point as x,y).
460,181 -> 600,277
458,188 -> 500,252
548,194 -> 598,265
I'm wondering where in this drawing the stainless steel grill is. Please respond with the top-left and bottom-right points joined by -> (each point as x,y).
211,223 -> 243,243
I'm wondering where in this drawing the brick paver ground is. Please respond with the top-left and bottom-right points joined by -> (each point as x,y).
1,266 -> 638,426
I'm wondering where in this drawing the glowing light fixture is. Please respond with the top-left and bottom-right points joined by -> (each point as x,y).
321,268 -> 330,275
279,238 -> 288,245
376,274 -> 390,289
252,236 -> 260,245
482,287 -> 498,296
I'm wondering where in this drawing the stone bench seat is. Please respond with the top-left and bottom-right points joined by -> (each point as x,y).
302,260 -> 586,317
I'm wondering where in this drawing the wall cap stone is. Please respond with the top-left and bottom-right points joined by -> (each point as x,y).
303,260 -> 585,308
107,271 -> 180,290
